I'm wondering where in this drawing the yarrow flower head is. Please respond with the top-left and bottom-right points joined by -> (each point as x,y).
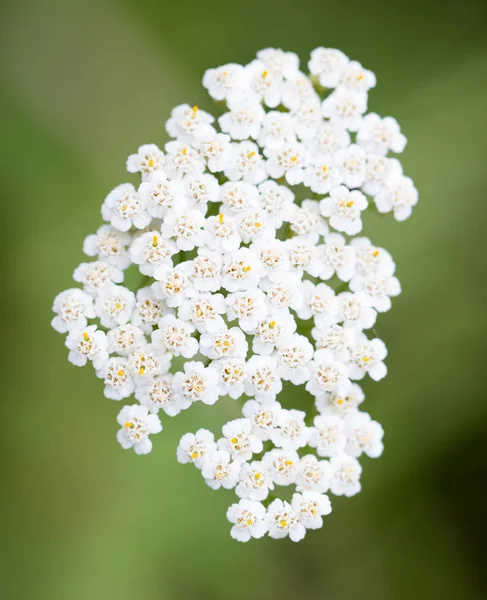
52,46 -> 417,542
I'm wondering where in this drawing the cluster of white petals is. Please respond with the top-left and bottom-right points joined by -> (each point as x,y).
52,46 -> 417,542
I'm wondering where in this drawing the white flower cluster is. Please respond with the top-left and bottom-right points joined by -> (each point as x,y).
52,46 -> 417,541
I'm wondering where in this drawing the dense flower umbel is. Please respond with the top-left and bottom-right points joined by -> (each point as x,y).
52,46 -> 416,542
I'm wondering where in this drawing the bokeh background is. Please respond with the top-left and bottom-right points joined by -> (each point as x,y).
1,0 -> 487,598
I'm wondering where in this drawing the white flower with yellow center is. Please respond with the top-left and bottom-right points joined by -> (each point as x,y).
204,212 -> 241,253
126,143 -> 165,180
335,143 -> 367,188
320,185 -> 368,236
203,63 -> 248,102
307,121 -> 350,155
221,248 -> 261,292
350,237 -> 396,277
161,209 -> 206,251
178,293 -> 226,333
242,400 -> 282,441
211,358 -> 247,400
246,59 -> 283,108
281,72 -> 319,110
95,284 -> 135,328
225,289 -> 268,333
226,499 -> 267,542
308,47 -> 349,88
166,104 -> 215,142
173,362 -> 219,406
318,232 -> 356,282
257,47 -> 300,79
289,200 -> 328,243
107,323 -> 146,356
265,142 -> 310,185
260,276 -> 304,312
237,209 -> 274,244
330,454 -> 362,497
245,355 -> 282,403
309,415 -> 347,457
253,311 -> 297,355
201,450 -> 241,490
129,231 -> 175,278
164,141 -> 205,179
292,492 -> 332,530
184,173 -> 220,212
303,153 -> 343,194
151,265 -> 193,308
218,418 -> 263,462
116,404 -> 162,455
286,237 -> 321,277
200,327 -> 248,360
266,499 -> 306,542
151,314 -> 198,358
311,324 -> 354,362
51,288 -> 95,333
219,181 -> 260,215
73,261 -> 124,296
196,132 -> 233,173
345,412 -> 384,458
136,373 -> 187,416
236,461 -> 274,501
258,111 -> 296,150
322,87 -> 367,131
66,325 -> 108,369
177,428 -> 217,468
190,249 -> 223,292
349,334 -> 388,381
271,409 -> 310,451
357,113 -> 407,156
292,98 -> 323,140
102,183 -> 151,232
276,334 -> 314,385
83,225 -> 132,270
127,344 -> 170,384
340,60 -> 376,93
297,281 -> 338,327
315,383 -> 365,417
131,287 -> 171,333
349,270 -> 401,312
225,141 -> 267,184
296,454 -> 334,494
374,175 -> 418,222
338,291 -> 377,332
307,348 -> 350,396
96,356 -> 134,401
257,180 -> 296,228
263,449 -> 300,485
362,155 -> 403,197
219,100 -> 265,140
138,172 -> 187,219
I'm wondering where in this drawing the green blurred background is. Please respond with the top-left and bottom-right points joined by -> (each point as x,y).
1,0 -> 487,598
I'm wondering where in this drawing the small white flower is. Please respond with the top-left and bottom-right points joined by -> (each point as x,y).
349,334 -> 388,381
297,281 -> 338,327
318,232 -> 356,282
263,449 -> 300,485
315,383 -> 365,417
258,111 -> 296,150
151,265 -> 193,308
307,121 -> 350,155
178,293 -> 226,333
173,361 -> 219,406
237,209 -> 275,244
225,141 -> 267,185
73,261 -> 124,296
164,141 -> 205,179
275,334 -> 314,385
251,238 -> 291,283
126,144 -> 165,180
345,412 -> 384,458
203,63 -> 248,102
211,358 -> 247,399
236,461 -> 274,501
204,212 -> 241,253
286,237 -> 322,277
311,324 -> 354,362
97,356 -> 135,401
257,47 -> 300,79
219,100 -> 265,140
132,287 -> 171,333
289,200 -> 328,242
296,455 -> 334,493
374,175 -> 418,221
260,277 -> 303,312
292,492 -> 332,529
51,288 -> 95,333
95,284 -> 135,328
129,231 -> 175,278
190,249 -> 223,292
322,88 -> 367,131
221,248 -> 262,292
242,399 -> 282,441
226,499 -> 267,542
292,98 -> 323,140
83,225 -> 131,270
339,60 -> 376,93
245,355 -> 282,403
201,450 -> 241,490
253,311 -> 297,355
338,291 -> 377,332
357,113 -> 407,155
303,153 -> 343,194
151,314 -> 198,358
350,237 -> 396,277
245,59 -> 283,108
309,415 -> 347,457
116,404 -> 162,455
320,186 -> 368,236
107,323 -> 146,356
335,144 -> 367,188
102,183 -> 150,231
138,172 -> 187,220
219,181 -> 260,214
225,289 -> 268,333
165,104 -> 214,142
160,209 -> 206,251
257,180 -> 296,228
184,173 -> 220,212
281,72 -> 319,110
177,428 -> 217,468
307,348 -> 350,396
349,270 -> 401,312
265,142 -> 310,185
135,373 -> 186,416
271,409 -> 310,451
196,132 -> 233,173
330,454 -> 362,497
218,418 -> 263,462
362,155 -> 403,197
65,325 -> 108,369
266,499 -> 306,542
308,47 -> 349,88
127,344 -> 170,383
200,327 -> 248,360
